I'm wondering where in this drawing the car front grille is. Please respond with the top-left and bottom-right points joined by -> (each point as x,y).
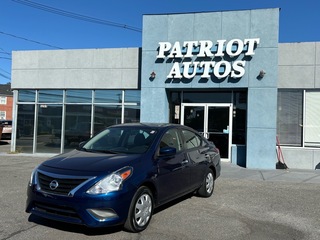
37,171 -> 89,196
34,201 -> 82,223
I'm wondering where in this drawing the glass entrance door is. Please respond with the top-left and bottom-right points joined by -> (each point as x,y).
181,103 -> 233,160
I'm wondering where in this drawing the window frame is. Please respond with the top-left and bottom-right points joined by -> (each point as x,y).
277,89 -> 320,148
0,96 -> 7,105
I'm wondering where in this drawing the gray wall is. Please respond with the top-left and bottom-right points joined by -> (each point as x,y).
278,42 -> 320,169
278,42 -> 320,88
11,48 -> 140,89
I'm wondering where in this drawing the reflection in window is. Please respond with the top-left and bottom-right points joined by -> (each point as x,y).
182,130 -> 201,149
18,90 -> 36,102
64,105 -> 92,151
15,89 -> 142,154
160,129 -> 181,151
95,90 -> 122,103
124,105 -> 140,123
37,105 -> 62,153
232,91 -> 247,145
169,91 -> 182,124
124,90 -> 141,103
39,90 -> 63,103
16,104 -> 35,153
66,90 -> 91,103
94,105 -> 122,132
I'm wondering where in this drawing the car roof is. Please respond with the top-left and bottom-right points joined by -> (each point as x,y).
109,123 -> 201,135
110,122 -> 187,130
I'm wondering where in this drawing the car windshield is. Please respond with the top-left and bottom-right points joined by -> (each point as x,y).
81,126 -> 158,154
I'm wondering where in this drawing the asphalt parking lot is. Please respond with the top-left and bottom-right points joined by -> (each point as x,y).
0,152 -> 320,240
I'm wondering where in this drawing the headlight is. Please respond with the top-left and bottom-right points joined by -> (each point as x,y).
29,166 -> 38,187
86,167 -> 133,195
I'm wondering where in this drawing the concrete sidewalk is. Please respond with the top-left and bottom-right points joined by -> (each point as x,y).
221,161 -> 320,184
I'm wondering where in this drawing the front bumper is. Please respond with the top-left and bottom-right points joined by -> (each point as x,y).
26,185 -> 134,228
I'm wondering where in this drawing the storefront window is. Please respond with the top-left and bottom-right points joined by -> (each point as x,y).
39,90 -> 63,103
304,91 -> 320,147
14,89 -> 142,154
94,105 -> 122,131
66,90 -> 92,103
64,105 -> 92,151
277,90 -> 303,146
169,91 -> 182,124
95,90 -> 122,103
16,104 -> 35,153
18,90 -> 36,102
124,105 -> 140,123
232,91 -> 247,144
37,105 -> 62,153
124,90 -> 141,103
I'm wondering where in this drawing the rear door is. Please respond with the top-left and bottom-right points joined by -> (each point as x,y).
180,128 -> 208,190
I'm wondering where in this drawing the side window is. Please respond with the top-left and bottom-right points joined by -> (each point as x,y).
182,130 -> 202,149
160,129 -> 182,151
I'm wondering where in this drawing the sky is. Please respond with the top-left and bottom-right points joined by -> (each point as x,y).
1,0 -> 320,84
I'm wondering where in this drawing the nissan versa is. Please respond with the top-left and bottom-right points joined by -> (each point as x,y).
26,123 -> 221,232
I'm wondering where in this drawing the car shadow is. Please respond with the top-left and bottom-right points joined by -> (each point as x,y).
28,214 -> 123,235
153,192 -> 194,214
0,140 -> 9,145
27,192 -> 195,235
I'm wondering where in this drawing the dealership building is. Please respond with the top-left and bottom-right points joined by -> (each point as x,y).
11,8 -> 320,170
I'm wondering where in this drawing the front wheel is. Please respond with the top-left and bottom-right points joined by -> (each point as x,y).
197,169 -> 215,197
124,186 -> 154,232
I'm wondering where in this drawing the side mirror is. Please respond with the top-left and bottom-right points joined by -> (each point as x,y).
78,141 -> 86,149
159,146 -> 176,156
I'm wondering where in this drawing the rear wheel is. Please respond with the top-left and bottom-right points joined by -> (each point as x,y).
124,186 -> 154,232
197,169 -> 214,197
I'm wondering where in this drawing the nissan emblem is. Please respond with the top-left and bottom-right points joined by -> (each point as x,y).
49,180 -> 59,190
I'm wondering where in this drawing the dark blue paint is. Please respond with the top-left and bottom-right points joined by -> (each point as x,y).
26,123 -> 220,229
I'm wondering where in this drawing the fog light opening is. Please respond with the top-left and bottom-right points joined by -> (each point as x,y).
87,209 -> 118,221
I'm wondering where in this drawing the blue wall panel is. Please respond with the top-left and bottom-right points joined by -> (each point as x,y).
141,8 -> 280,169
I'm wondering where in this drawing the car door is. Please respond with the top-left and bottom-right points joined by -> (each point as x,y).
155,128 -> 191,204
180,129 -> 208,190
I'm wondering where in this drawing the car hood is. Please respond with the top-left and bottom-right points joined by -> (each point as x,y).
41,150 -> 142,174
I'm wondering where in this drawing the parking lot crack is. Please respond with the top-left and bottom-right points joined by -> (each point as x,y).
3,224 -> 38,240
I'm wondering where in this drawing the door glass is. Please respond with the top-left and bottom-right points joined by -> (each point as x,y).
208,107 -> 229,158
37,104 -> 62,153
183,106 -> 205,134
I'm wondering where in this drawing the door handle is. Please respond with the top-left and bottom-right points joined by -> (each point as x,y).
181,159 -> 189,164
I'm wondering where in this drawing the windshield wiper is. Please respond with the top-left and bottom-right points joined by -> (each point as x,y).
78,147 -> 118,154
91,149 -> 118,154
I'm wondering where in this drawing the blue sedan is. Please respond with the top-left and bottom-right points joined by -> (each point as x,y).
26,123 -> 221,232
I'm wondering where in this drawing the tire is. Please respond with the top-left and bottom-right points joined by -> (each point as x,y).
124,186 -> 154,232
197,169 -> 215,197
